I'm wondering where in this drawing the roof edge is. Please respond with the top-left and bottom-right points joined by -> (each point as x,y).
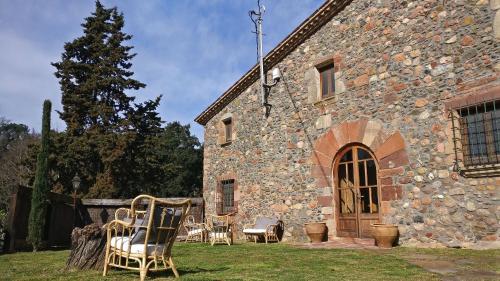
195,0 -> 352,126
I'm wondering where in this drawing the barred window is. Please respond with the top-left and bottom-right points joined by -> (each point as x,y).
221,179 -> 234,214
452,99 -> 500,174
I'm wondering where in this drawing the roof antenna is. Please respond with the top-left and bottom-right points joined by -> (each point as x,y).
250,0 -> 280,117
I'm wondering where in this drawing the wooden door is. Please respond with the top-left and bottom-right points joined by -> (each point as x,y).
335,146 -> 380,238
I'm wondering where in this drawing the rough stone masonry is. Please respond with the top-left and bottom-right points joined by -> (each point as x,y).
197,0 -> 499,248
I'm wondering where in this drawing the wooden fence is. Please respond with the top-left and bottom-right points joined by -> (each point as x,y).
4,185 -> 204,252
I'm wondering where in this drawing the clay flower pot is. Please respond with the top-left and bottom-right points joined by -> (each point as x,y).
371,223 -> 398,248
304,222 -> 327,243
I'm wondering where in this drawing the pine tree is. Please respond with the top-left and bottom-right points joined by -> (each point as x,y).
27,100 -> 51,252
51,1 -> 159,198
52,0 -> 145,136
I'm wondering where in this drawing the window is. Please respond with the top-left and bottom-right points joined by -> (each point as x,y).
454,99 -> 500,168
223,118 -> 232,143
221,179 -> 234,214
318,63 -> 335,98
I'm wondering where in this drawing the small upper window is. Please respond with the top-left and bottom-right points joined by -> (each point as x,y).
318,63 -> 335,98
223,118 -> 232,143
455,99 -> 500,168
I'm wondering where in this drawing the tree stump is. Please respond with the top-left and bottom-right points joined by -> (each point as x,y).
66,223 -> 107,270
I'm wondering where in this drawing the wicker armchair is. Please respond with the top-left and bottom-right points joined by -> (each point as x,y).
103,195 -> 191,281
206,214 -> 233,246
184,215 -> 207,243
243,216 -> 282,243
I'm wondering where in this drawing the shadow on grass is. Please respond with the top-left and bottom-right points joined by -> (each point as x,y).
147,266 -> 230,278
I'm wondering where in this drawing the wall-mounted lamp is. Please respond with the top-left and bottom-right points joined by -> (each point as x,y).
262,67 -> 281,107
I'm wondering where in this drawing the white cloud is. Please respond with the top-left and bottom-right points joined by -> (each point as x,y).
0,0 -> 323,139
0,30 -> 65,132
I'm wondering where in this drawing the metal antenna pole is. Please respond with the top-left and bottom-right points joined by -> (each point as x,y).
257,8 -> 266,106
251,0 -> 278,116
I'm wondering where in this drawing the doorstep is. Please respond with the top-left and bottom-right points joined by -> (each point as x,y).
296,237 -> 379,249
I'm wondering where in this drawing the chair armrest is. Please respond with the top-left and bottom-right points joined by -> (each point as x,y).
115,208 -> 131,220
243,223 -> 254,230
106,218 -> 135,229
210,224 -> 230,233
105,218 -> 136,240
266,224 -> 278,234
185,222 -> 206,232
196,223 -> 207,229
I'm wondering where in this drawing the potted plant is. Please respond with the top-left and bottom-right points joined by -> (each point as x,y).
371,223 -> 398,248
304,221 -> 327,243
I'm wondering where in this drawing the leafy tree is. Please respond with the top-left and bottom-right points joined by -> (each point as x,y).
0,118 -> 29,154
0,118 -> 37,211
157,122 -> 203,197
27,100 -> 51,251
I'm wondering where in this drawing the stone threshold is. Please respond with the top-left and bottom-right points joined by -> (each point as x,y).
295,237 -> 380,250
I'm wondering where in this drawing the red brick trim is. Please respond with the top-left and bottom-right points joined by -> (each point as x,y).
445,84 -> 500,110
310,119 -> 409,221
314,53 -> 335,69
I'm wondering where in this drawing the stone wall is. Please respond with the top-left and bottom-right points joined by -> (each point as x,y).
202,0 -> 499,247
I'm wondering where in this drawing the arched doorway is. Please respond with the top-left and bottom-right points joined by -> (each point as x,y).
334,145 -> 380,238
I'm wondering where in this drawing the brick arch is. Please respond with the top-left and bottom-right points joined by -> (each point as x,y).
311,118 -> 409,238
312,118 -> 409,173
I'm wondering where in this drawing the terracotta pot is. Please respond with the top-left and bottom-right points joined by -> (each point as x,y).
371,223 -> 398,248
304,222 -> 327,243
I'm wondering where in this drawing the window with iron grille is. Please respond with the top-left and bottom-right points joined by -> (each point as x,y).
451,99 -> 500,176
221,179 -> 234,214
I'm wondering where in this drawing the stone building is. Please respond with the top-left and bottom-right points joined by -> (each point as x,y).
195,0 -> 499,247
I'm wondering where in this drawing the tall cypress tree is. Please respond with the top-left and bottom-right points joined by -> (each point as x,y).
27,100 -> 51,252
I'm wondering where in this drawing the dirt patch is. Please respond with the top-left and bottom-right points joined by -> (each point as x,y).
401,253 -> 499,281
410,259 -> 457,275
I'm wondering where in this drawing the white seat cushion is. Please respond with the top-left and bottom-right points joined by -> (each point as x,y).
110,236 -> 164,255
187,229 -> 204,235
209,232 -> 229,238
243,228 -> 266,234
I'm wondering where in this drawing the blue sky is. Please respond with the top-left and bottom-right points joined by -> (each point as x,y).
0,0 -> 322,139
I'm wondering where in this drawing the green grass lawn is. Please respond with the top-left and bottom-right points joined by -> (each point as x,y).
0,243 -> 498,280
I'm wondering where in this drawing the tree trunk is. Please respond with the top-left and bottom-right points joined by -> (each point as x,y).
66,223 -> 107,270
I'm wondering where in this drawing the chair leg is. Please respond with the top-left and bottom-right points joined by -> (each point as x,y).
169,257 -> 179,278
102,241 -> 110,276
140,269 -> 147,281
265,235 -> 268,244
139,257 -> 149,281
103,262 -> 108,277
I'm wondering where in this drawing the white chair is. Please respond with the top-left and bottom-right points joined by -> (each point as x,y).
243,216 -> 282,243
206,214 -> 233,246
103,195 -> 191,281
184,215 -> 207,243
